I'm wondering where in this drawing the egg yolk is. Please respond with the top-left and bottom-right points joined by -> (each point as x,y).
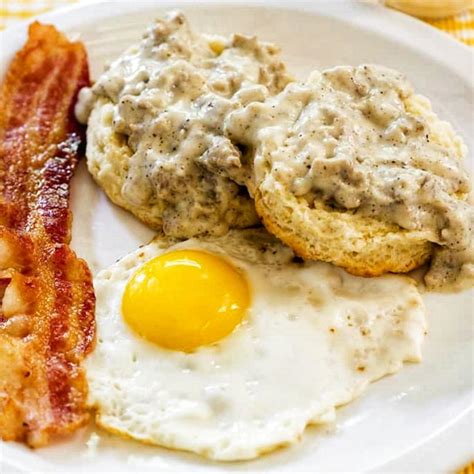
122,250 -> 250,352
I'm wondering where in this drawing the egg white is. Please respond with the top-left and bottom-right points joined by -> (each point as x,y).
86,229 -> 426,461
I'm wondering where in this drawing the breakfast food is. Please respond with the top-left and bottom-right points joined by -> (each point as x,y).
224,65 -> 473,290
76,11 -> 292,237
77,11 -> 474,290
0,23 -> 95,446
1,7 -> 472,464
87,228 -> 426,461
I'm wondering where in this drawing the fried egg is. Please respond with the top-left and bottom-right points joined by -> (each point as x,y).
86,229 -> 426,461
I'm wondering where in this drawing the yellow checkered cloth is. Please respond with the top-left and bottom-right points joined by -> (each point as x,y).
425,6 -> 474,45
0,0 -> 473,46
0,0 -> 77,29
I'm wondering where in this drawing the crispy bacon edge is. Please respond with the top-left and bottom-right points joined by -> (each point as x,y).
0,22 -> 95,447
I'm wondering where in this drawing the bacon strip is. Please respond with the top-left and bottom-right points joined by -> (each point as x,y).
0,22 -> 95,447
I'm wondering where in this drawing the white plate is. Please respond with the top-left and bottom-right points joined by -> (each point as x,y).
0,1 -> 473,472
